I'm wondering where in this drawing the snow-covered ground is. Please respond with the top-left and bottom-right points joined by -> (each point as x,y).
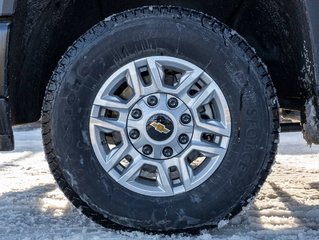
1,128 -> 319,240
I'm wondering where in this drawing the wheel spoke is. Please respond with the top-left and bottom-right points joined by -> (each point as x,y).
177,68 -> 203,96
103,146 -> 127,172
191,140 -> 226,157
90,116 -> 125,132
188,82 -> 216,109
161,158 -> 194,192
173,158 -> 194,191
118,156 -> 145,184
196,120 -> 231,137
146,58 -> 164,92
126,62 -> 143,98
157,164 -> 174,194
94,96 -> 130,111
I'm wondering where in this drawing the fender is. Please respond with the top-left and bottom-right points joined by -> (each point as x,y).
0,0 -> 15,150
303,0 -> 319,144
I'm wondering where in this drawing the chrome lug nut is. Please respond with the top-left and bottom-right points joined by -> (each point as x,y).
131,109 -> 142,119
168,97 -> 178,108
129,129 -> 140,139
163,147 -> 173,157
147,95 -> 158,107
142,145 -> 153,155
181,113 -> 191,124
179,134 -> 189,144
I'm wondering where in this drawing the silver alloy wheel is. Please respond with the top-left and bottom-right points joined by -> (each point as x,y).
89,56 -> 231,197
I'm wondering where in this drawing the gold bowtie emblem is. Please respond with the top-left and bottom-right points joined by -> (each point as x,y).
150,121 -> 171,134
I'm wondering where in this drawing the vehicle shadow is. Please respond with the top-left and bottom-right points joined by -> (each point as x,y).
0,184 -> 96,238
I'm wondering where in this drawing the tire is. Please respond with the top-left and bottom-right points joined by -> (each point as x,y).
42,6 -> 280,232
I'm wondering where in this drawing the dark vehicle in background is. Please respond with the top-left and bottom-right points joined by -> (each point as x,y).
0,0 -> 319,232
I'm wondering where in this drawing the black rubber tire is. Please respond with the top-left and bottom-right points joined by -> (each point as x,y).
42,6 -> 280,233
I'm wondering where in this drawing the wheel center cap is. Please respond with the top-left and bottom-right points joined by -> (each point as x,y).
127,93 -> 194,160
146,114 -> 174,141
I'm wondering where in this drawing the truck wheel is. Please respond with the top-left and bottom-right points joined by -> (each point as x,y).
42,6 -> 279,232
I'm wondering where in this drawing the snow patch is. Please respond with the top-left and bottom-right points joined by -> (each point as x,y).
104,14 -> 116,22
1,129 -> 319,239
217,220 -> 229,229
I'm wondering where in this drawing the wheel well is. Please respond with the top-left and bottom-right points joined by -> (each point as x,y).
8,0 -> 314,124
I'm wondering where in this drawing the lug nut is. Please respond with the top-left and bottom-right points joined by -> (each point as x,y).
168,97 -> 178,108
163,147 -> 173,157
180,113 -> 192,124
142,145 -> 153,155
147,95 -> 158,107
131,109 -> 142,119
129,129 -> 140,139
179,134 -> 189,144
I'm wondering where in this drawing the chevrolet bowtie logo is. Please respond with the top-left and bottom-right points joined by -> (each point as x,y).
150,121 -> 171,134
